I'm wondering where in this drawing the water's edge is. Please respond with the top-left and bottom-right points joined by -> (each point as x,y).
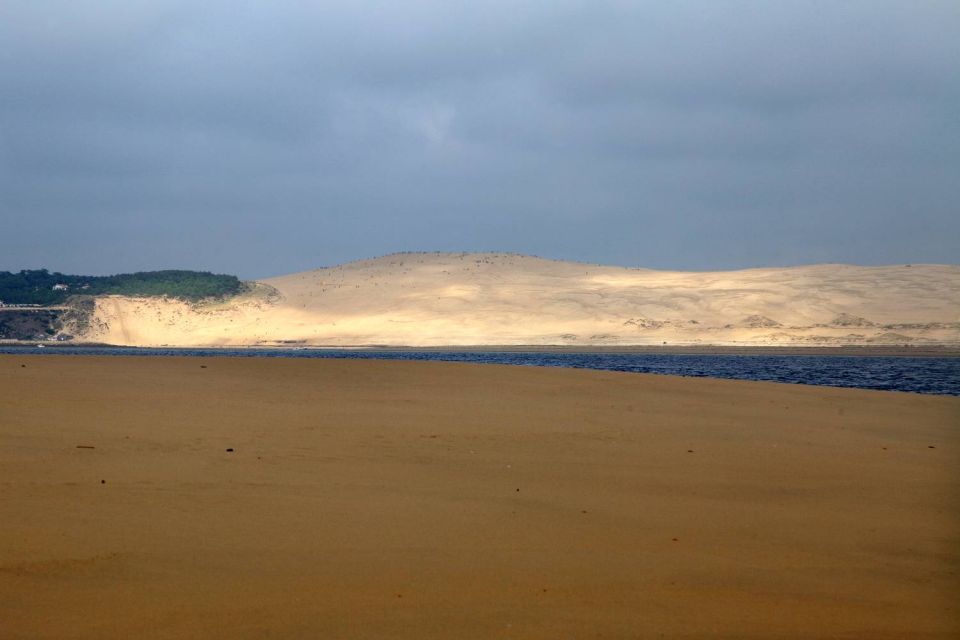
3,346 -> 958,396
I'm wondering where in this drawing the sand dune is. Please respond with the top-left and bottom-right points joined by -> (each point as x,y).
65,252 -> 960,346
1,355 -> 957,638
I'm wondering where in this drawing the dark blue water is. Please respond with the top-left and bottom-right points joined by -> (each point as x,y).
3,346 -> 958,396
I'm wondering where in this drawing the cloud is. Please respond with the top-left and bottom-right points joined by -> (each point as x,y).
0,0 -> 957,278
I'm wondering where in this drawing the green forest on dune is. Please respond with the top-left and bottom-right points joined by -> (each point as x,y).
0,269 -> 244,305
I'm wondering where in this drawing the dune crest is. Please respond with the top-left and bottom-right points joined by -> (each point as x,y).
65,252 -> 960,347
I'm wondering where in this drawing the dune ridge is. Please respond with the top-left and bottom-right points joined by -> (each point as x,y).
63,252 -> 960,347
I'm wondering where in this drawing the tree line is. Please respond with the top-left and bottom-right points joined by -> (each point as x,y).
0,269 -> 244,305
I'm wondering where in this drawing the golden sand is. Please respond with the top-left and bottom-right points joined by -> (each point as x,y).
1,355 -> 958,638
67,253 -> 960,347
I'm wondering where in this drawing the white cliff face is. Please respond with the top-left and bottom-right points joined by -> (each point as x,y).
68,253 -> 960,347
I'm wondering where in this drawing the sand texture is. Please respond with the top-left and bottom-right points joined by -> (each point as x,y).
1,355 -> 958,638
61,252 -> 960,347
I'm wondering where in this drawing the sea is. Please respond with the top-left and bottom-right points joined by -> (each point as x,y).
3,346 -> 958,396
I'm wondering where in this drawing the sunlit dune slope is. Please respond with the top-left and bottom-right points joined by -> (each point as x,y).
70,252 -> 960,347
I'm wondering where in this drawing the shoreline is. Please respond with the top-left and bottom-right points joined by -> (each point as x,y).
2,341 -> 959,357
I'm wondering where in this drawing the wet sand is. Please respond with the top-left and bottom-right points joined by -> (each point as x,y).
1,355 -> 958,638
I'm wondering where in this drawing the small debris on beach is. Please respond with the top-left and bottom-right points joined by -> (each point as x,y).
76,445 -> 95,449
928,445 -> 936,449
226,448 -> 234,452
200,365 -> 207,368
687,449 -> 694,453
100,479 -> 106,484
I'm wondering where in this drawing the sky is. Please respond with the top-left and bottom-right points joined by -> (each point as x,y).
1,1 -> 958,279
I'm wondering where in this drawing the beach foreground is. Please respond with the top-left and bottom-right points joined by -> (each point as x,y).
1,356 -> 957,638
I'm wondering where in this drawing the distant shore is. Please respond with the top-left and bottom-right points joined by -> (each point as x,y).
310,344 -> 960,357
14,256 -> 955,348
3,340 -> 959,357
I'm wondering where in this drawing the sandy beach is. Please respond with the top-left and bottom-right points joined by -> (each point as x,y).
1,355 -> 958,638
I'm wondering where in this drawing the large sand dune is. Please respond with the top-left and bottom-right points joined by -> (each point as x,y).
67,252 -> 960,347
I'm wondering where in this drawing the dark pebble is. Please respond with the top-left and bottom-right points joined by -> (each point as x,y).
101,480 -> 106,484
226,448 -> 234,452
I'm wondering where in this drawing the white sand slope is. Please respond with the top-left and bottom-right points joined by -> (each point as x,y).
69,252 -> 960,347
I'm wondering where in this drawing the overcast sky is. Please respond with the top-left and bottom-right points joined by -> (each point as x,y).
1,1 -> 957,278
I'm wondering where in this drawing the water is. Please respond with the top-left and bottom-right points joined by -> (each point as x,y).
3,346 -> 958,396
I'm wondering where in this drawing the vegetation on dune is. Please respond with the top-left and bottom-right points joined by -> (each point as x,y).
0,269 -> 244,305
0,309 -> 61,340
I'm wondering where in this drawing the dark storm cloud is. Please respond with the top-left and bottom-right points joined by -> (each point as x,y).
1,0 -> 957,278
